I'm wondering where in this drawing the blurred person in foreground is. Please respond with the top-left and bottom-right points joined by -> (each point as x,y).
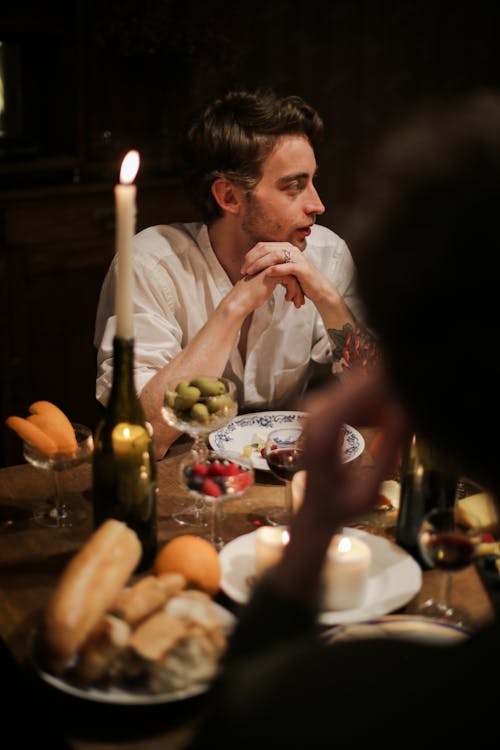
94,88 -> 375,458
188,91 -> 500,748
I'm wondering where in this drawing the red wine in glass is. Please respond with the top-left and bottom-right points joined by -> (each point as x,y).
266,448 -> 304,482
264,427 -> 304,526
417,507 -> 479,628
422,531 -> 476,571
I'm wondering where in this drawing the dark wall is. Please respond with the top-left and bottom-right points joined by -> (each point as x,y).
80,0 -> 500,232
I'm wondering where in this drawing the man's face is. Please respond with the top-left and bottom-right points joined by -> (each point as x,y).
240,135 -> 325,250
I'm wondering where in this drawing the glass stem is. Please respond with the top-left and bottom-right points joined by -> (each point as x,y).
206,498 -> 223,549
284,480 -> 293,517
53,470 -> 67,522
191,435 -> 209,462
440,571 -> 453,611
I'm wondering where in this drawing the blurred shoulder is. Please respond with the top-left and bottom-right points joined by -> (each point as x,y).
134,222 -> 205,264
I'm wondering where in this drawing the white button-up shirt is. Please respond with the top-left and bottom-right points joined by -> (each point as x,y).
94,222 -> 363,410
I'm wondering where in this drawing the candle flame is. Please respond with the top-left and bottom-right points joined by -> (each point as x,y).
338,536 -> 352,554
123,426 -> 131,440
281,530 -> 290,545
119,150 -> 140,184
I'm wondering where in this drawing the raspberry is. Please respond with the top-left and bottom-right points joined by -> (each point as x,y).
192,463 -> 209,476
202,478 -> 222,497
208,460 -> 226,476
222,461 -> 240,476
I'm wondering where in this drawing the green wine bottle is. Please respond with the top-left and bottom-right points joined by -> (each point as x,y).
396,432 -> 458,566
92,335 -> 158,572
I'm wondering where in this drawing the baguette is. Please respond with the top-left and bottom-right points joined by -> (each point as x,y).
40,519 -> 142,673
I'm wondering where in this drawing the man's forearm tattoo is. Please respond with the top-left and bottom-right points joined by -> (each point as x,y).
328,322 -> 380,375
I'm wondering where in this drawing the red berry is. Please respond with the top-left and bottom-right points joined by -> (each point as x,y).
192,463 -> 209,476
232,470 -> 253,492
208,460 -> 226,476
202,478 -> 222,497
223,461 -> 240,476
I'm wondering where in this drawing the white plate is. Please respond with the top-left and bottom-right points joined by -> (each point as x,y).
219,528 -> 422,626
209,411 -> 365,471
30,603 -> 236,705
323,615 -> 469,645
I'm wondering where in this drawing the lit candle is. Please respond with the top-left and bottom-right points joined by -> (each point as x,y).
111,422 -> 150,460
115,150 -> 140,340
322,534 -> 372,610
255,526 -> 290,575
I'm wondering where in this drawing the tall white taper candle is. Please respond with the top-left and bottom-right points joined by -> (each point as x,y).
115,150 -> 140,340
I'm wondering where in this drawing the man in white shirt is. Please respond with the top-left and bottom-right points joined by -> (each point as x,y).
95,89 -> 373,458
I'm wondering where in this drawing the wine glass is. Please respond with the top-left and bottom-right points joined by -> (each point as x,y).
264,426 -> 305,527
23,423 -> 94,528
180,450 -> 254,550
417,506 -> 481,629
162,376 -> 238,527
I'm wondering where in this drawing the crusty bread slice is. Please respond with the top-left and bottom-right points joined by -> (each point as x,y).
128,610 -> 188,661
76,614 -> 131,684
110,572 -> 187,626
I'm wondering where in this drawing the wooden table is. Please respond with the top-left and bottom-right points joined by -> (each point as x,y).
0,430 -> 495,749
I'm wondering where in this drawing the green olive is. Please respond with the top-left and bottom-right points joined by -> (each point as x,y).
165,391 -> 177,408
190,402 -> 210,423
206,394 -> 236,414
190,376 -> 226,396
175,380 -> 191,394
174,385 -> 201,411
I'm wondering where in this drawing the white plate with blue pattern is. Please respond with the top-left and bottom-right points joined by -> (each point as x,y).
209,410 -> 364,471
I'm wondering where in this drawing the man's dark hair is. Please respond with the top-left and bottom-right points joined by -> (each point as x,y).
182,88 -> 324,223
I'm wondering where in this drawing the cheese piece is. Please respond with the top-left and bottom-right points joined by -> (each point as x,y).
456,491 -> 500,533
377,479 -> 401,510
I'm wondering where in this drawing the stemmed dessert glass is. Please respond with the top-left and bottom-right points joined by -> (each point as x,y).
23,423 -> 94,528
162,376 -> 238,527
180,450 -> 254,549
417,506 -> 481,629
264,426 -> 305,526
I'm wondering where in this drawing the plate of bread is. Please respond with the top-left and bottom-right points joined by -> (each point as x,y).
29,522 -> 235,704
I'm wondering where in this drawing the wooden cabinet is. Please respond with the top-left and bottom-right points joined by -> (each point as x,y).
0,179 -> 195,466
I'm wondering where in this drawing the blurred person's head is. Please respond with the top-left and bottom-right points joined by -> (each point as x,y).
182,88 -> 324,225
348,91 -> 500,492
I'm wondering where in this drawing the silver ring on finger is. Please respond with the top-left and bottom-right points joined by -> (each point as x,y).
283,247 -> 292,263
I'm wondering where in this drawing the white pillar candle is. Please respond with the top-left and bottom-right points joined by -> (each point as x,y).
115,150 -> 140,340
322,534 -> 372,610
255,526 -> 290,575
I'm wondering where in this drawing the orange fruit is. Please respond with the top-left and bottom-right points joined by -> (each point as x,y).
5,415 -> 58,456
154,535 -> 221,595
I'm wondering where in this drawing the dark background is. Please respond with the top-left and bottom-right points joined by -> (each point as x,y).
1,0 -> 500,464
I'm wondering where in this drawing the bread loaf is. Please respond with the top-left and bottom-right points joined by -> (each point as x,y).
40,519 -> 142,673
